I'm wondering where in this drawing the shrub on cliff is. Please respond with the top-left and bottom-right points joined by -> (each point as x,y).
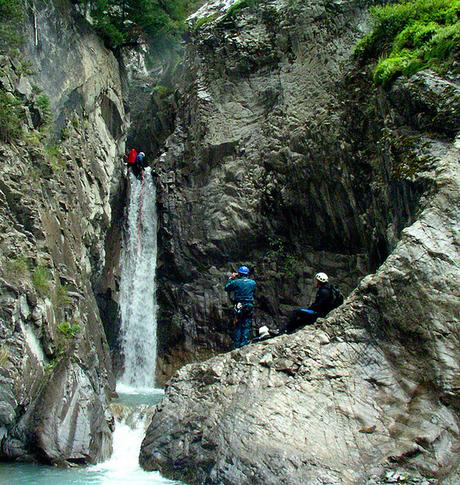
355,0 -> 460,86
0,0 -> 24,52
78,0 -> 202,48
0,89 -> 24,142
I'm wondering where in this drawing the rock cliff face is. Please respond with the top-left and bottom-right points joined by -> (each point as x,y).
152,0 -> 428,381
0,0 -> 127,464
140,0 -> 460,482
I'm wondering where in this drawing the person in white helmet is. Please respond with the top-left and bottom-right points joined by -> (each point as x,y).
286,272 -> 333,334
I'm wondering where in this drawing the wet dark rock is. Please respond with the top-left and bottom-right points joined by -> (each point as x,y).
140,0 -> 460,483
148,0 -> 435,382
390,71 -> 460,138
0,0 -> 127,465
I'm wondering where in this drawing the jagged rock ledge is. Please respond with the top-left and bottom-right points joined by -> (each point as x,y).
140,129 -> 459,483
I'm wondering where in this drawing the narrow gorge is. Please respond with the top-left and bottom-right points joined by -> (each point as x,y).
0,0 -> 459,484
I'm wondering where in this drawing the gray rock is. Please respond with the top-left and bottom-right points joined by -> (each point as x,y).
0,0 -> 127,464
139,0 -> 460,483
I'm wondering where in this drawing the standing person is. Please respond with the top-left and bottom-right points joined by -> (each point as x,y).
286,272 -> 333,334
224,266 -> 256,349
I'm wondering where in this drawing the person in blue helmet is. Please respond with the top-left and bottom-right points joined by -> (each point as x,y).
132,151 -> 147,179
224,265 -> 257,349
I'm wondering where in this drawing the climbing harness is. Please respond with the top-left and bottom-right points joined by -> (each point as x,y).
137,170 -> 145,255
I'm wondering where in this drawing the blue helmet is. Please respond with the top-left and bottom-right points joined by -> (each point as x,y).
238,266 -> 250,275
137,152 -> 145,161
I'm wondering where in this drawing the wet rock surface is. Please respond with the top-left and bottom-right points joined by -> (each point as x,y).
151,0 -> 435,381
140,0 -> 460,483
141,132 -> 460,483
0,0 -> 127,464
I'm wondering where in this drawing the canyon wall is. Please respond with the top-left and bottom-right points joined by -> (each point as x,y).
0,0 -> 127,463
140,0 -> 460,483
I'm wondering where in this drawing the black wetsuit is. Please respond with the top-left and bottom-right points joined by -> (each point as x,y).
286,284 -> 333,334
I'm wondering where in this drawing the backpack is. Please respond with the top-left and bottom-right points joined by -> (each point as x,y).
329,285 -> 344,310
127,148 -> 138,165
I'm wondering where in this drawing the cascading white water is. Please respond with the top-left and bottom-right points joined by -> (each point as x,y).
118,167 -> 158,389
4,169 -> 178,483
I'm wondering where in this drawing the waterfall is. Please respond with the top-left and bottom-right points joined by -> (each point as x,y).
118,168 -> 158,390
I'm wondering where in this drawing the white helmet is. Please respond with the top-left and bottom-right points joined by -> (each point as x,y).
315,272 -> 328,283
258,326 -> 270,338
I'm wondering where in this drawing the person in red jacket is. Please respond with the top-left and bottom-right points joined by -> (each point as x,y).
127,148 -> 138,165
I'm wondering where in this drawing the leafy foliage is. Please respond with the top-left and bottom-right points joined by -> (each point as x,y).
57,321 -> 81,338
36,94 -> 52,127
32,265 -> 51,297
0,89 -> 25,142
80,0 -> 203,48
355,0 -> 460,86
0,0 -> 25,52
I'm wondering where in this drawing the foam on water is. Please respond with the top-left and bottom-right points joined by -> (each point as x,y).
0,168 -> 176,483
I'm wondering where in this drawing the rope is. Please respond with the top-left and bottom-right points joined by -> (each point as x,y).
137,170 -> 145,255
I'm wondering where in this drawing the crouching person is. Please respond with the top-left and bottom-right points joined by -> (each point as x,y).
286,272 -> 333,334
224,266 -> 256,349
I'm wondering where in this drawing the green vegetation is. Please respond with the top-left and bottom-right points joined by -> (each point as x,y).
0,0 -> 25,52
193,13 -> 219,31
385,131 -> 431,179
355,0 -> 460,86
44,359 -> 59,373
36,94 -> 52,127
16,59 -> 34,76
0,89 -> 25,142
152,84 -> 173,97
0,345 -> 9,367
79,0 -> 204,48
267,237 -> 299,279
32,265 -> 51,297
5,255 -> 30,281
57,321 -> 81,338
225,0 -> 259,18
56,284 -> 72,307
45,144 -> 66,173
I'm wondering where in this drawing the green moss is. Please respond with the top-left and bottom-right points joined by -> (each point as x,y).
193,13 -> 219,30
225,0 -> 260,18
32,265 -> 51,297
355,0 -> 460,86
